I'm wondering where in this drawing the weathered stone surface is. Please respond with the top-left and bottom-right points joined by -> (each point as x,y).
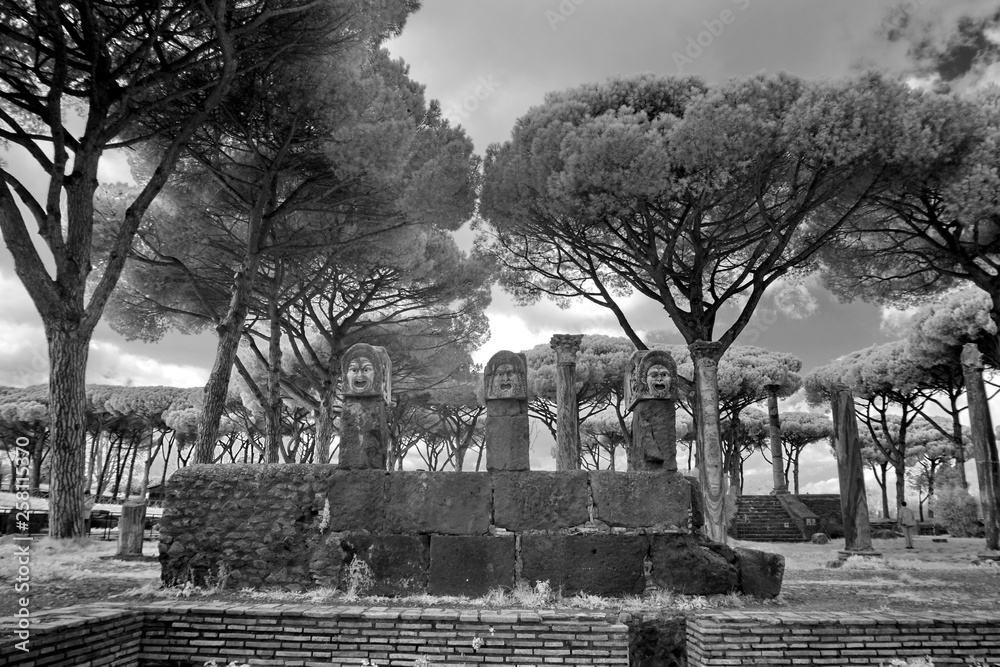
339,397 -> 389,470
591,471 -> 691,530
308,532 -> 348,588
428,535 -> 515,596
650,535 -> 738,595
734,546 -> 784,599
629,399 -> 677,471
810,532 -> 830,544
521,534 -> 648,596
493,471 -> 589,531
339,533 -> 429,596
323,469 -> 386,532
485,398 -> 530,472
385,472 -> 491,535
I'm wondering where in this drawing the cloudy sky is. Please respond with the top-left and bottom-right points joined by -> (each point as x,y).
2,0 -> 997,493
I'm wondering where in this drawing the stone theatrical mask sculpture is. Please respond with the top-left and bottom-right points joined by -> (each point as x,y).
342,343 -> 391,403
484,350 -> 527,401
625,349 -> 677,409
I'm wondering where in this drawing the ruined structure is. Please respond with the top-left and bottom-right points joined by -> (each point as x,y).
338,343 -> 391,470
484,350 -> 530,471
624,349 -> 678,471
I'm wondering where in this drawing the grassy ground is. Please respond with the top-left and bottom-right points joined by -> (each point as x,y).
1,532 -> 997,618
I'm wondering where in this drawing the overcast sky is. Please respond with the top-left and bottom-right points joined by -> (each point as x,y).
1,0 -> 996,492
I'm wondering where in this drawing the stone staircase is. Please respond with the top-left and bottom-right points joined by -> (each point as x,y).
728,494 -> 805,542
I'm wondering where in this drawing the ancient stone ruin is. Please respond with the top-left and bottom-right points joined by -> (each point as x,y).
158,339 -> 785,600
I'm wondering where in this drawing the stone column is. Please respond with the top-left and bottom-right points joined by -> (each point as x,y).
829,383 -> 878,557
116,498 -> 146,558
484,350 -> 531,471
766,384 -> 788,494
960,344 -> 1000,554
339,343 -> 391,470
550,334 -> 583,471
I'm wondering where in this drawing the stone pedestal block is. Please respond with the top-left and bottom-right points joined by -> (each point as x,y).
324,469 -> 386,532
590,471 -> 691,530
734,546 -> 785,599
385,472 -> 491,535
339,397 -> 389,470
339,533 -> 429,596
493,471 -> 590,531
428,535 -> 515,596
117,499 -> 147,557
521,534 -> 648,596
650,534 -> 738,595
629,399 -> 677,471
485,399 -> 530,471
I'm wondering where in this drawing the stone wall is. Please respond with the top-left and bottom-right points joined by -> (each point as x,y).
686,611 -> 1000,666
158,465 -> 781,597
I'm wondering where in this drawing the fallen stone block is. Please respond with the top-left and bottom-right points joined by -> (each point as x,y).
734,546 -> 785,599
339,533 -> 429,596
650,534 -> 738,595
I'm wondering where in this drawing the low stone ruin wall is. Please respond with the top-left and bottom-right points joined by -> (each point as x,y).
686,611 -> 1000,666
158,464 -> 783,598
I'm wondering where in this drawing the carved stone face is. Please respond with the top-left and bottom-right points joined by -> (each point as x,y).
491,363 -> 520,398
646,364 -> 671,398
346,356 -> 375,394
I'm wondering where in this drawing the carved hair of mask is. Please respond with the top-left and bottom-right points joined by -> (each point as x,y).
626,349 -> 676,409
342,343 -> 391,401
485,350 -> 527,400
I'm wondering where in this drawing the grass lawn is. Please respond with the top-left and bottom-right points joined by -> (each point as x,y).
1,532 -> 997,618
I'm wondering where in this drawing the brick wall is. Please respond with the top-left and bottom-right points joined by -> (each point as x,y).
687,611 -> 1000,666
0,603 -> 630,667
0,605 -> 142,667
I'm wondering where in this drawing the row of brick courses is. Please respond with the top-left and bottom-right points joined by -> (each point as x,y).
686,611 -> 1000,666
0,606 -> 142,667
1,603 -> 629,666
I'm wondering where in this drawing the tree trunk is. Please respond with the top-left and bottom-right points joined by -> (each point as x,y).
46,328 -> 90,539
950,388 -> 968,488
550,334 -> 583,471
690,341 -> 728,544
830,384 -> 875,553
314,362 -> 341,464
960,344 -> 1000,552
265,264 -> 284,463
85,427 -> 101,495
793,453 -> 801,495
124,434 -> 140,500
766,385 -> 788,493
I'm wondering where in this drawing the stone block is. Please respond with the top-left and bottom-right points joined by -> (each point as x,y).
385,472 -> 491,535
428,535 -> 515,596
493,471 -> 590,531
521,534 -> 648,596
591,471 -> 691,530
650,534 -> 738,595
734,546 -> 785,599
485,399 -> 530,471
324,469 -> 386,532
339,533 -> 429,596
